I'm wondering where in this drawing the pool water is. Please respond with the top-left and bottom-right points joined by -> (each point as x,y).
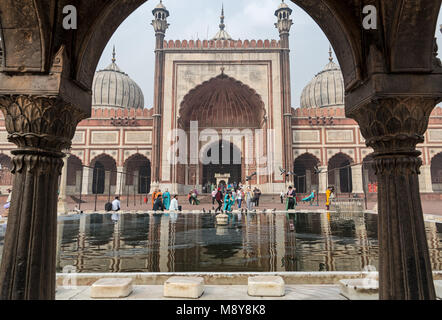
58,212 -> 442,273
1,212 -> 441,273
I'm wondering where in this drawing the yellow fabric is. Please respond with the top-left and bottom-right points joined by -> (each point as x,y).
326,189 -> 331,206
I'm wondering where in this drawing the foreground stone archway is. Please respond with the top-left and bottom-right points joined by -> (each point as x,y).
0,0 -> 440,300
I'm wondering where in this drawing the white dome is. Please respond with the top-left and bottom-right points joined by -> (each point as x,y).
92,53 -> 144,110
300,58 -> 344,109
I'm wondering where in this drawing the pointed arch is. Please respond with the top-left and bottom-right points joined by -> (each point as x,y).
179,73 -> 266,129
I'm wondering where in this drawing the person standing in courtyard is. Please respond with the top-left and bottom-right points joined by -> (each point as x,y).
153,194 -> 165,212
112,196 -> 121,212
169,195 -> 179,223
253,187 -> 261,207
211,188 -> 217,206
163,188 -> 171,210
280,190 -> 285,204
2,188 -> 12,218
236,188 -> 243,209
223,191 -> 234,214
169,195 -> 179,212
286,186 -> 296,210
151,188 -> 158,209
215,188 -> 223,213
245,187 -> 253,211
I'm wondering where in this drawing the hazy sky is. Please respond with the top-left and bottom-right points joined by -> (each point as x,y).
96,0 -> 442,109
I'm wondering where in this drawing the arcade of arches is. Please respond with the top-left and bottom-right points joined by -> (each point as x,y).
0,0 -> 441,300
62,153 -> 152,196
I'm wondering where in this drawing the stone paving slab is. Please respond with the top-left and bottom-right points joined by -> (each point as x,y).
56,285 -> 346,300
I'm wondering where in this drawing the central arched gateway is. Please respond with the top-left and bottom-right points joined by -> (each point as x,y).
202,140 -> 242,187
171,73 -> 270,193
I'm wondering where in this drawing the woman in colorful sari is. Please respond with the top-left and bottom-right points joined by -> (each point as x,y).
151,188 -> 158,209
223,191 -> 234,214
163,189 -> 171,210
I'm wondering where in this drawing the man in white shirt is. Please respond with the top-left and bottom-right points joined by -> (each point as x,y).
169,195 -> 179,211
112,196 -> 121,211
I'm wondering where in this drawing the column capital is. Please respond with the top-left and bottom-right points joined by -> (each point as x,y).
0,95 -> 88,174
347,96 -> 436,157
0,95 -> 87,153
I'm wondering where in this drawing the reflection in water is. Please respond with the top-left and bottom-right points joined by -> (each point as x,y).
4,211 -> 441,273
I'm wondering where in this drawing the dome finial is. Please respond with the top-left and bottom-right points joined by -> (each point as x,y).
219,4 -> 225,31
211,4 -> 232,40
112,45 -> 116,63
329,45 -> 333,62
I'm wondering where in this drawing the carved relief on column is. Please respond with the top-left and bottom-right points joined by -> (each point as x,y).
0,95 -> 87,300
347,96 -> 436,300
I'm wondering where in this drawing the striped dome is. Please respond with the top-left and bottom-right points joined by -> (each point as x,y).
300,57 -> 344,109
92,51 -> 144,109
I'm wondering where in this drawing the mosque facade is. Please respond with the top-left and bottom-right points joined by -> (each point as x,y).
1,1 -> 441,197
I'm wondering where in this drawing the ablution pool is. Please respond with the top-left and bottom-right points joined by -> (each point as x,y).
0,211 -> 441,273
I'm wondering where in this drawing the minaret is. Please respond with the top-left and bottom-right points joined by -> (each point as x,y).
151,1 -> 170,185
275,0 -> 294,184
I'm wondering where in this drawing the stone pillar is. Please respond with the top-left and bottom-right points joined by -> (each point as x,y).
115,166 -> 125,195
306,169 -> 312,192
334,170 -> 340,193
351,164 -> 364,194
134,170 -> 139,194
81,167 -> 92,195
318,166 -> 328,194
348,97 -> 436,300
75,170 -> 82,194
58,156 -> 68,214
0,95 -> 85,300
419,165 -> 433,193
104,171 -> 111,195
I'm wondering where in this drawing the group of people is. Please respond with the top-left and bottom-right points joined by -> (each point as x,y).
187,188 -> 200,205
211,185 -> 261,213
150,188 -> 180,212
109,191 -> 180,213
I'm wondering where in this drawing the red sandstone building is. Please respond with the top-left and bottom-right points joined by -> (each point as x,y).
1,2 -> 441,199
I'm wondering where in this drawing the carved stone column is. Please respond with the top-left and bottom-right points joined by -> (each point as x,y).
348,97 -> 436,300
0,95 -> 86,300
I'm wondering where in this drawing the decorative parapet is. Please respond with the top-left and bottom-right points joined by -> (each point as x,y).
292,106 -> 347,118
163,39 -> 280,50
292,105 -> 442,119
89,107 -> 154,119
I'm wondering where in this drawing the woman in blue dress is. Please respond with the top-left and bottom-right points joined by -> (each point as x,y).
163,189 -> 171,210
223,191 -> 234,213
